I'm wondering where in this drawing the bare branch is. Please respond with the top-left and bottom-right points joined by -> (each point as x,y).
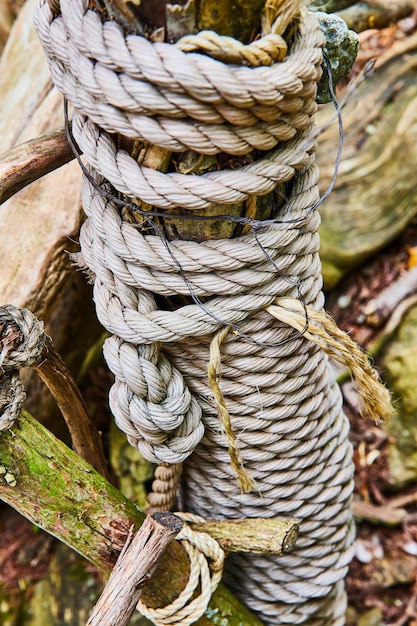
0,127 -> 74,205
87,514 -> 183,626
337,0 -> 414,33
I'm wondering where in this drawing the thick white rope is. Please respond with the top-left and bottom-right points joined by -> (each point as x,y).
72,113 -> 317,210
35,0 -> 322,155
33,1 -> 361,623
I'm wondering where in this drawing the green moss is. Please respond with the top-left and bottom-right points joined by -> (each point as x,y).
316,12 -> 359,104
0,411 -> 263,625
382,304 -> 417,487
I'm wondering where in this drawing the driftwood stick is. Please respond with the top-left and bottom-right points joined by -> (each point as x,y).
35,345 -> 110,480
193,517 -> 299,555
0,127 -> 74,205
353,500 -> 407,527
388,488 -> 417,510
337,0 -> 414,33
311,0 -> 357,11
87,513 -> 183,626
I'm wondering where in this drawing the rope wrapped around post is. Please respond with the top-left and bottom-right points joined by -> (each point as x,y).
34,1 -> 391,624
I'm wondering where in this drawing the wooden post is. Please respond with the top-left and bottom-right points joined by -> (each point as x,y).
87,513 -> 184,626
192,517 -> 299,555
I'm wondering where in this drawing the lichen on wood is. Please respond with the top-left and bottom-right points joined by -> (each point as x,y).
0,410 -> 264,626
192,517 -> 299,555
381,304 -> 417,489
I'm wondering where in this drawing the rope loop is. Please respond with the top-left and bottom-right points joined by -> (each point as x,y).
137,512 -> 224,626
34,0 -> 325,160
177,31 -> 288,66
0,305 -> 46,371
0,305 -> 47,430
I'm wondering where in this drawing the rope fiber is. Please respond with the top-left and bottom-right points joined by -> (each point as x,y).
33,1 -> 391,624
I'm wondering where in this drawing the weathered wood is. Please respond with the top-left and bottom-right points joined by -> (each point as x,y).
0,0 -> 16,53
0,0 -> 103,433
0,0 -> 83,317
87,514 -> 183,626
311,0 -> 357,11
0,127 -> 73,205
353,500 -> 407,527
0,410 -> 264,626
192,517 -> 299,555
364,266 -> 417,327
381,304 -> 417,489
102,0 -> 265,42
317,33 -> 417,288
337,0 -> 414,33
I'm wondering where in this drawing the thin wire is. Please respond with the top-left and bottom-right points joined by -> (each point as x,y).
64,51 -> 346,231
63,55 -> 346,349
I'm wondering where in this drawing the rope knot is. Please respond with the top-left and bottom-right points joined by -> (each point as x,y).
0,305 -> 46,371
0,305 -> 47,430
33,0 -> 326,467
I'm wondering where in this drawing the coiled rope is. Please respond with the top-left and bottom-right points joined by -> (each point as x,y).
33,0 -> 391,624
0,305 -> 46,431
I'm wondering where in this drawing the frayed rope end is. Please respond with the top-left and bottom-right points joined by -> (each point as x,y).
268,297 -> 394,424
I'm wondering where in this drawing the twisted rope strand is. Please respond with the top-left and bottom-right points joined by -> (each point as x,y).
0,305 -> 46,430
35,0 -> 324,156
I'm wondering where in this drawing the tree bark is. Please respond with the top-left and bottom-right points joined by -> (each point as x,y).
0,127 -> 73,205
87,514 -> 183,626
190,517 -> 299,555
0,0 -> 103,436
35,345 -> 110,479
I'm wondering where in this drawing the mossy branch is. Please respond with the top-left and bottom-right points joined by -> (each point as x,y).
0,410 -> 264,626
